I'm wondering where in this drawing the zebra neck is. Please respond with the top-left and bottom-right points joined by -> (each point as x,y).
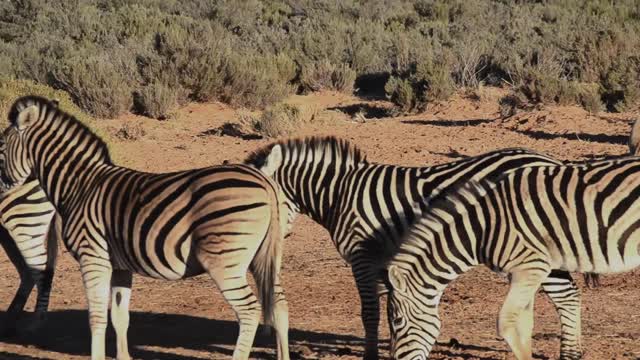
402,204 -> 487,281
277,159 -> 357,230
31,142 -> 112,214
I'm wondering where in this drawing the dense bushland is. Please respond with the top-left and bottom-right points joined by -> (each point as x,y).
1,0 -> 639,118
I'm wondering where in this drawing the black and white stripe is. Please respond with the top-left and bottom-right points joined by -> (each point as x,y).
245,137 -> 582,359
386,157 -> 640,360
0,96 -> 289,360
0,179 -> 56,335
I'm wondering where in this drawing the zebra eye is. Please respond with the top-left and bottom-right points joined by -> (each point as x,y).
392,316 -> 405,329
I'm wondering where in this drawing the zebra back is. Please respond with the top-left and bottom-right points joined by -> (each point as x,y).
245,137 -> 562,259
392,155 -> 640,283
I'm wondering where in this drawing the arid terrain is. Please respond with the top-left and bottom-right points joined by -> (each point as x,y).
1,89 -> 639,359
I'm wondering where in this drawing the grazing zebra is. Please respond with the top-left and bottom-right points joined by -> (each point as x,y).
245,137 -> 582,359
0,96 -> 289,360
0,179 -> 57,335
385,157 -> 640,360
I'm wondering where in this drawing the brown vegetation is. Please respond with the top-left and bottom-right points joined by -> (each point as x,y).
0,0 -> 639,119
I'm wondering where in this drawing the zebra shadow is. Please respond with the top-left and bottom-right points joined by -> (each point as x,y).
430,338 -> 549,360
0,310 -> 366,359
0,311 -> 537,359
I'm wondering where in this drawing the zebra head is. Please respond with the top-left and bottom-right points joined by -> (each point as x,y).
386,263 -> 435,360
385,180 -> 494,359
0,98 -> 39,190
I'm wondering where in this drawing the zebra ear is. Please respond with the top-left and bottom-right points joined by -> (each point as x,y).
15,104 -> 39,131
388,265 -> 408,294
261,144 -> 283,176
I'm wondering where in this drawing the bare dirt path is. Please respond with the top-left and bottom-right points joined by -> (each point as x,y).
1,90 -> 639,359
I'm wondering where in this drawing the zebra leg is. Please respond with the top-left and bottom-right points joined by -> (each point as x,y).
515,298 -> 534,356
352,264 -> 380,360
273,279 -> 289,360
198,248 -> 261,360
79,256 -> 113,360
541,271 -> 582,360
33,268 -> 55,327
498,268 -> 550,360
3,273 -> 35,337
110,270 -> 133,360
214,273 -> 261,360
0,228 -> 35,336
23,228 -> 58,336
19,267 -> 54,335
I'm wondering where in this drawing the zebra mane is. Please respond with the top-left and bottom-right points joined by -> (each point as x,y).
244,136 -> 368,168
8,95 -> 112,163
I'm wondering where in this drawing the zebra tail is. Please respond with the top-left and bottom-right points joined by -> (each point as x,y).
250,185 -> 285,327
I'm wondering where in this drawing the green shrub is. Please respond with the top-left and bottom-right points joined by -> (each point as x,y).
332,63 -> 357,93
135,81 -> 181,120
300,60 -> 336,92
244,103 -> 301,138
139,20 -> 231,102
1,0 -> 640,115
417,61 -> 455,103
0,77 -> 112,147
0,77 -> 91,125
114,121 -> 146,141
414,0 -> 449,21
498,93 -> 525,119
50,53 -> 134,118
221,53 -> 296,109
452,43 -> 488,89
384,45 -> 455,113
578,83 -> 603,114
385,77 -> 415,112
300,60 -> 356,93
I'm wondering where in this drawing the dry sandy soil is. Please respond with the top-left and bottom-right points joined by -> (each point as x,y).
1,89 -> 640,359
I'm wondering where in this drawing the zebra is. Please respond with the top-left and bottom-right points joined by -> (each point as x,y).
0,179 -> 57,336
385,157 -> 640,360
0,96 -> 289,360
630,119 -> 640,156
245,136 -> 583,359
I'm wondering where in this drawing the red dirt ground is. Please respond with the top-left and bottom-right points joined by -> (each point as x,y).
1,89 -> 640,359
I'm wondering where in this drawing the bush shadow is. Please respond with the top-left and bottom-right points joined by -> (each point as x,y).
401,118 -> 497,127
328,103 -> 392,119
198,123 -> 263,141
429,149 -> 470,159
512,129 -> 628,145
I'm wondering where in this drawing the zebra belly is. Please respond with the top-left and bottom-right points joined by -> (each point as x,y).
601,236 -> 640,274
149,233 -> 196,280
549,237 -> 640,274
